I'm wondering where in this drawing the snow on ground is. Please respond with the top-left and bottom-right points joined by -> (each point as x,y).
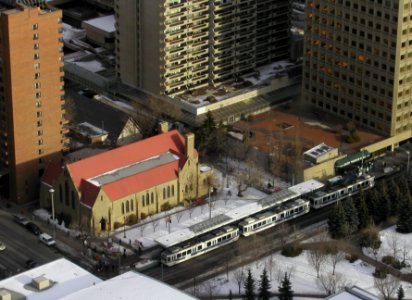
363,226 -> 412,274
196,229 -> 412,299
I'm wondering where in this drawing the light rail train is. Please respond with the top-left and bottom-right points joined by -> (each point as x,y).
160,174 -> 376,266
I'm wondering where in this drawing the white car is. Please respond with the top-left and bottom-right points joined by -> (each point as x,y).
0,241 -> 5,251
39,233 -> 55,246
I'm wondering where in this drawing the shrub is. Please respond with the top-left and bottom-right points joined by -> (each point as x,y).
373,267 -> 388,279
382,255 -> 396,265
281,244 -> 302,257
346,254 -> 358,263
113,221 -> 121,230
161,202 -> 172,212
140,212 -> 147,220
359,226 -> 381,249
127,214 -> 138,225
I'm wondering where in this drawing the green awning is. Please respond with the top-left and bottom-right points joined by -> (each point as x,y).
335,150 -> 370,169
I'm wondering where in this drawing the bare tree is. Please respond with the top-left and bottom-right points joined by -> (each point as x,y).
307,234 -> 328,278
201,279 -> 217,300
400,241 -> 411,266
139,222 -> 147,237
188,203 -> 196,219
318,272 -> 351,295
174,210 -> 185,223
266,253 -> 277,281
388,235 -> 400,259
233,267 -> 245,294
276,265 -> 295,284
327,240 -> 347,275
150,216 -> 160,232
374,275 -> 399,300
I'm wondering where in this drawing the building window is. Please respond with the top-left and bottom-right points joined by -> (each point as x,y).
151,192 -> 154,204
34,72 -> 40,79
172,185 -> 174,197
126,200 -> 130,213
38,139 -> 43,145
141,196 -> 145,207
34,63 -> 40,69
34,43 -> 39,50
37,130 -> 43,136
163,188 -> 166,199
35,82 -> 41,89
131,199 -> 133,211
146,196 -> 149,206
32,23 -> 38,30
122,202 -> 125,214
34,53 -> 39,60
38,149 -> 44,155
167,186 -> 170,198
33,33 -> 39,40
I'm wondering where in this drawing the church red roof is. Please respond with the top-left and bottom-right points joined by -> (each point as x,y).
67,130 -> 195,207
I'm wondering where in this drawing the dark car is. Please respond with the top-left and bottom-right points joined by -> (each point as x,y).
25,222 -> 41,235
13,214 -> 29,226
25,259 -> 37,269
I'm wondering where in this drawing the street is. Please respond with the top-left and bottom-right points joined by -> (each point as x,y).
0,210 -> 61,277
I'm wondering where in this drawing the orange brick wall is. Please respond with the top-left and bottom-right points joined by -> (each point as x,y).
0,7 -> 66,203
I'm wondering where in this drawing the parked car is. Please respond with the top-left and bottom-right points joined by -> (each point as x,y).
25,222 -> 41,235
25,259 -> 37,269
39,233 -> 55,246
0,241 -> 5,251
14,214 -> 29,226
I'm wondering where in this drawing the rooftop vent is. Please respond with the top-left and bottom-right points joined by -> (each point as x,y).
0,289 -> 11,300
32,276 -> 50,291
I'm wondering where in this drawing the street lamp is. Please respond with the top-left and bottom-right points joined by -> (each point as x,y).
208,187 -> 213,219
123,215 -> 126,238
49,188 -> 56,240
406,150 -> 410,173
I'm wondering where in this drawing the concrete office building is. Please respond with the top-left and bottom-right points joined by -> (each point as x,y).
0,1 -> 67,203
115,0 -> 290,96
303,0 -> 412,137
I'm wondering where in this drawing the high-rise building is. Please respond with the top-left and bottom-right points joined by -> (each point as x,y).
303,0 -> 411,137
0,1 -> 67,203
115,0 -> 290,96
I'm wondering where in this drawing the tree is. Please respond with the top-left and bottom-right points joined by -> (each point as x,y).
396,194 -> 412,233
397,285 -> 405,300
244,269 -> 255,300
366,189 -> 380,225
388,179 -> 401,216
307,243 -> 327,278
327,240 -> 346,275
328,203 -> 347,239
234,267 -> 245,294
229,290 -> 233,300
278,272 -> 293,300
258,268 -> 271,300
318,272 -> 350,295
376,181 -> 391,223
357,193 -> 371,229
374,275 -> 399,300
342,197 -> 359,235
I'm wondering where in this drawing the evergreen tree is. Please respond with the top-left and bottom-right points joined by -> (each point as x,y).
244,269 -> 255,300
366,189 -> 380,224
357,195 -> 371,229
229,289 -> 233,300
258,268 -> 271,300
396,195 -> 412,233
328,202 -> 346,238
388,179 -> 401,216
376,182 -> 391,223
278,272 -> 293,300
397,284 -> 405,300
343,197 -> 359,234
195,111 -> 217,157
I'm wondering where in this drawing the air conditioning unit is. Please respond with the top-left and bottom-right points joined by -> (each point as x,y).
0,289 -> 11,300
32,276 -> 51,291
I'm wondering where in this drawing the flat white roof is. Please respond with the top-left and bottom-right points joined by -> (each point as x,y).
304,143 -> 336,159
82,15 -> 115,33
0,258 -> 102,300
60,271 -> 197,300
288,179 -> 324,195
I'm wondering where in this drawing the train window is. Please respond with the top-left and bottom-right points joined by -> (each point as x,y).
207,242 -> 211,247
272,217 -> 276,221
177,253 -> 181,258
198,246 -> 201,250
218,238 -> 221,243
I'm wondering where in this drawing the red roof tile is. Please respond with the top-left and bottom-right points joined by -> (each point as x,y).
66,130 -> 195,206
80,179 -> 101,208
41,163 -> 62,186
101,160 -> 179,200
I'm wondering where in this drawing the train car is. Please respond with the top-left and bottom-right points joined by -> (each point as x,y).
307,174 -> 375,209
161,225 -> 239,267
239,199 -> 310,237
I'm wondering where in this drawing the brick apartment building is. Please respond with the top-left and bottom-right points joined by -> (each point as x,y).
0,1 -> 67,203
